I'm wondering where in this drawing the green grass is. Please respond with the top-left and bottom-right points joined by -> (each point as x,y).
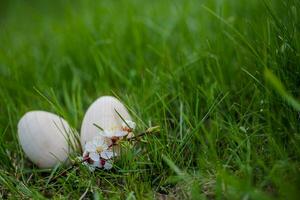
0,0 -> 300,199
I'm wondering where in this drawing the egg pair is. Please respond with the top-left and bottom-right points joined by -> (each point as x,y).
18,96 -> 132,168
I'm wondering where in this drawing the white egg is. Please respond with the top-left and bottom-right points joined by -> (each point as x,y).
80,96 -> 132,148
18,111 -> 75,168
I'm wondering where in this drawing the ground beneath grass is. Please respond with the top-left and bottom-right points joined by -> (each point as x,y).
0,0 -> 300,199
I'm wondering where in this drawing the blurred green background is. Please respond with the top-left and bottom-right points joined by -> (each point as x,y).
0,0 -> 300,199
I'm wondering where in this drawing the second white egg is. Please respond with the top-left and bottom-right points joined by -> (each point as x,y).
80,96 -> 132,148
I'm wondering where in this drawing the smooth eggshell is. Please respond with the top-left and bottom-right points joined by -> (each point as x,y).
18,111 -> 74,168
80,96 -> 132,148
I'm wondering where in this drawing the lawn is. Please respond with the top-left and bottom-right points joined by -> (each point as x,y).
0,0 -> 300,199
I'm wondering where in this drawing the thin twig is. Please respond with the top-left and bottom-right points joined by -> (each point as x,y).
128,126 -> 160,141
48,126 -> 160,181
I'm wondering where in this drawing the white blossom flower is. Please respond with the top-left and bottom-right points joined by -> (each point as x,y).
81,120 -> 137,171
122,120 -> 136,131
84,136 -> 116,162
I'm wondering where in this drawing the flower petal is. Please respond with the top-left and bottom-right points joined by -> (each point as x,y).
109,130 -> 117,137
100,142 -> 108,149
104,161 -> 113,170
114,130 -> 128,137
101,150 -> 116,159
92,161 -> 102,168
89,152 -> 100,162
82,151 -> 89,158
